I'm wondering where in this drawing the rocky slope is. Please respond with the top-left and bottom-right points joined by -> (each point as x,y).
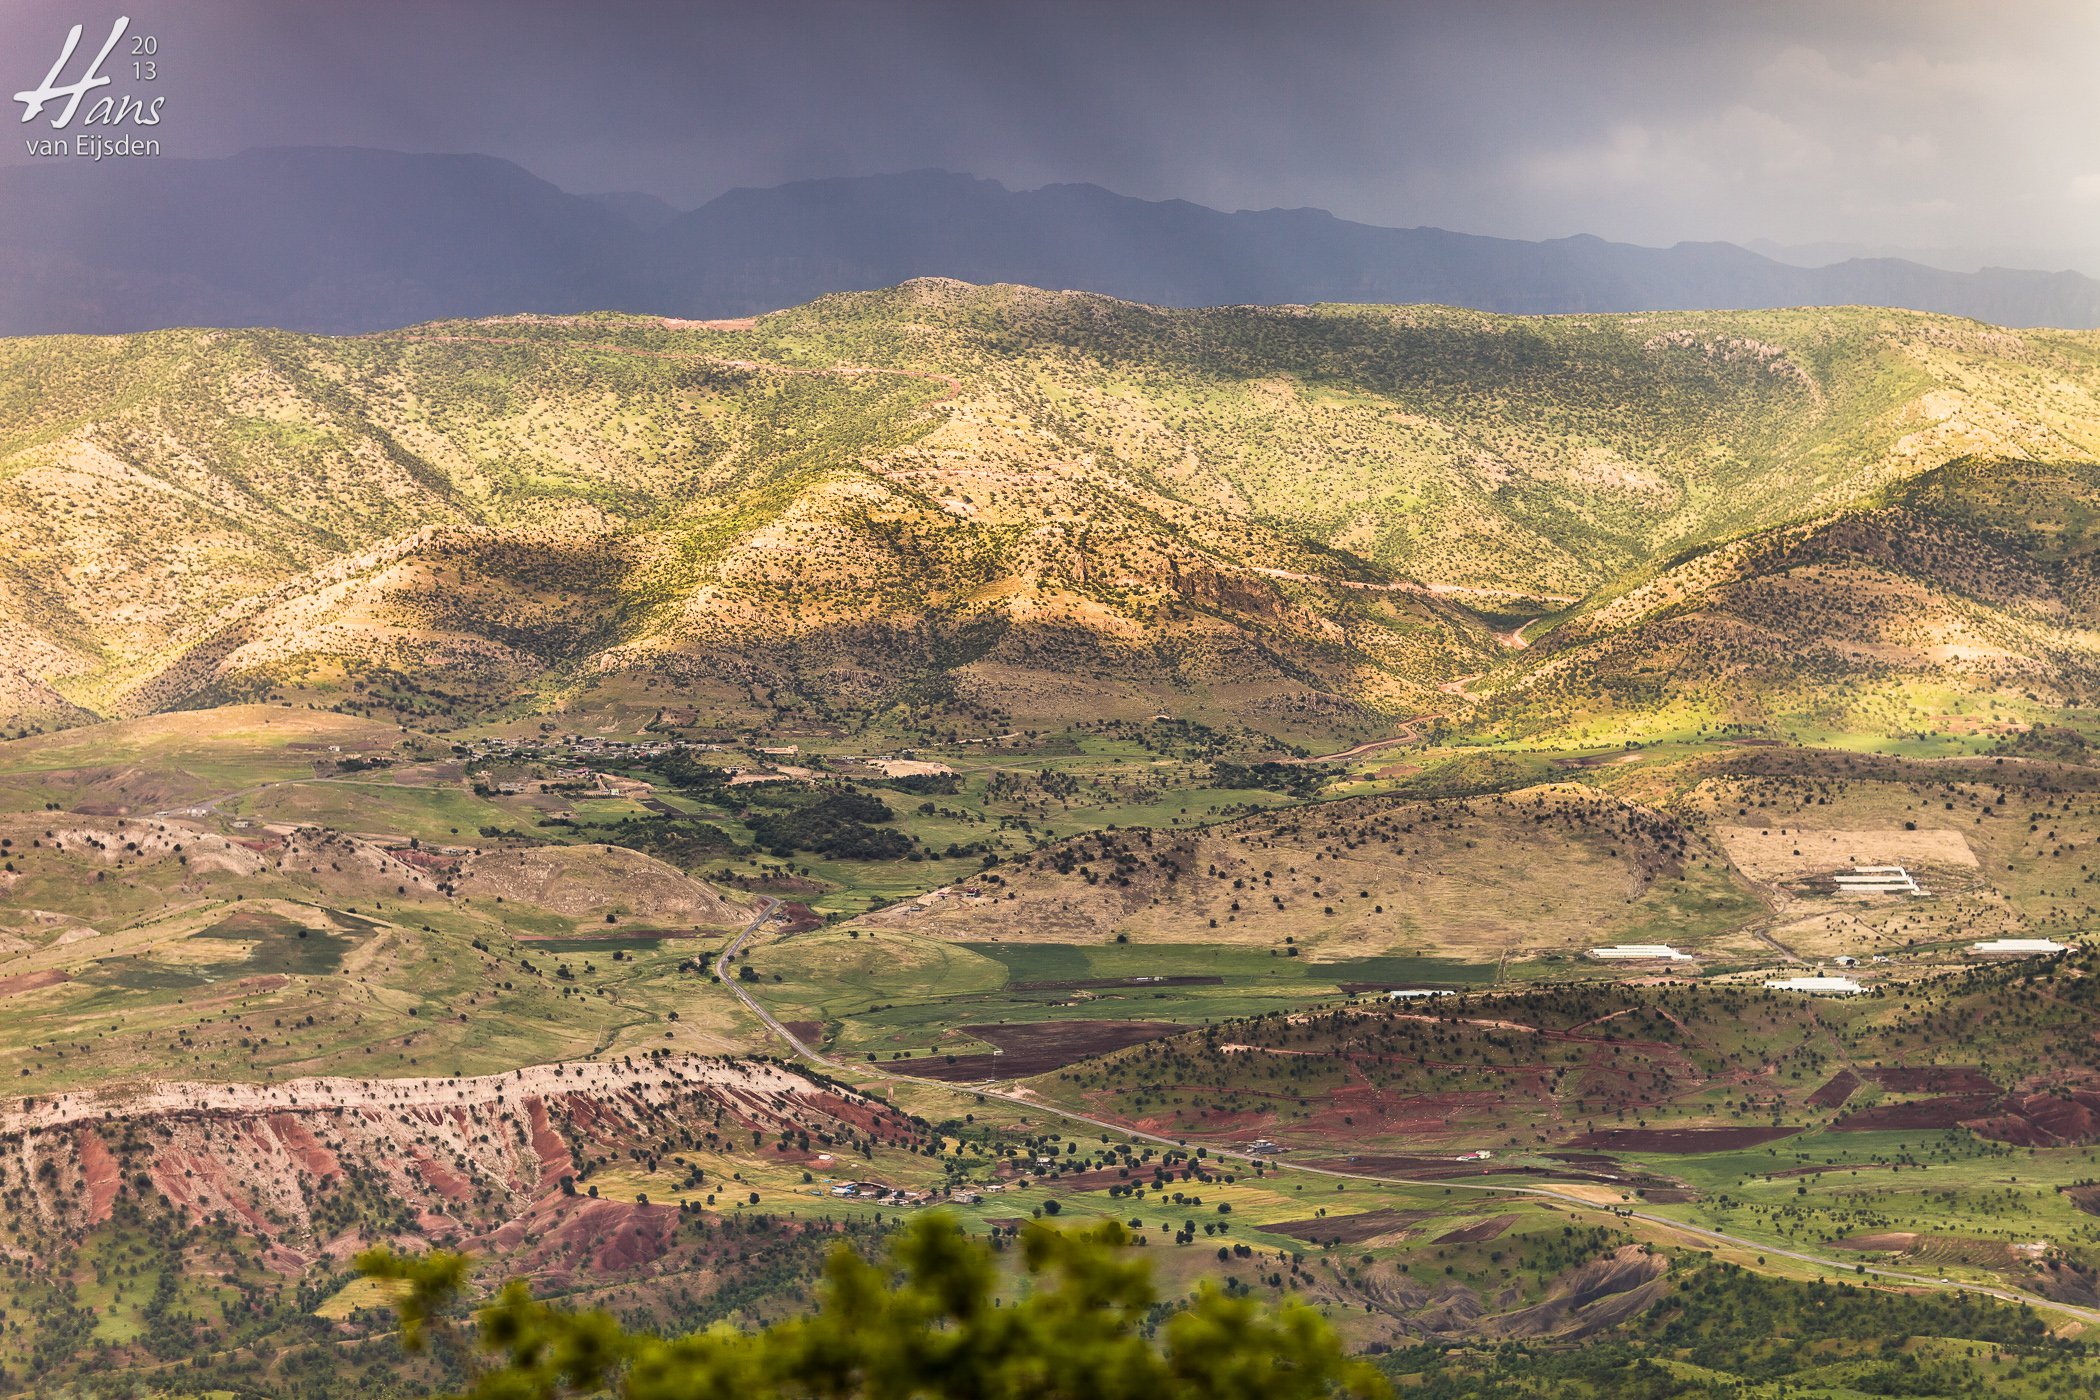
0,1055 -> 924,1279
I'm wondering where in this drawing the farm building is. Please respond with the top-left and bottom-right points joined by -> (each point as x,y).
1589,944 -> 1695,962
1969,938 -> 2069,957
1763,976 -> 1864,995
1832,865 -> 1921,895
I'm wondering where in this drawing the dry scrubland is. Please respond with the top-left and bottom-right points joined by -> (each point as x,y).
862,783 -> 1757,961
6,288 -> 2100,750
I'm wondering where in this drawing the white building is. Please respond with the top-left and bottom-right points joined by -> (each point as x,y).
1589,944 -> 1695,962
1763,976 -> 1864,995
1833,865 -> 1921,895
1969,938 -> 2069,957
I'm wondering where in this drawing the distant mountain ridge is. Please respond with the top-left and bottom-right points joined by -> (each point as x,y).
2,150 -> 2099,333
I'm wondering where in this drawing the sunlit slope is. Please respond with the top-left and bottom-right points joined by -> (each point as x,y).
733,283 -> 2100,594
1465,456 -> 2100,743
0,316 -> 1504,737
5,283 -> 2100,739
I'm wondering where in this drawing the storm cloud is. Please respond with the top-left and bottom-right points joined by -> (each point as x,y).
3,0 -> 2094,270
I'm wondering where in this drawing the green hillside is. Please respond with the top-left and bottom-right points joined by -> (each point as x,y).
1465,456 -> 2100,744
8,283 -> 2100,752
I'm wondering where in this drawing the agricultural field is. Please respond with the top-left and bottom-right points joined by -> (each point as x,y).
12,692 -> 2100,1398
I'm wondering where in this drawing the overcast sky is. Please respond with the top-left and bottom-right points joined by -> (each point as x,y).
5,0 -> 2096,269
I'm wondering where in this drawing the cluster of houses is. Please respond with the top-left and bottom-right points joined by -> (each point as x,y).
815,1180 -> 1011,1207
466,733 -> 958,794
1584,868 -> 2078,998
825,1180 -> 933,1205
467,732 -> 943,793
921,884 -> 991,904
465,733 -> 722,765
467,732 -> 764,798
1756,937 -> 2071,996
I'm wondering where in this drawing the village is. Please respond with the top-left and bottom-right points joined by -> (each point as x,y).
458,731 -> 949,800
1579,865 -> 2073,997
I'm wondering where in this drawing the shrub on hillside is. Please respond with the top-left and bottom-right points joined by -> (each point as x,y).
362,1214 -> 1385,1400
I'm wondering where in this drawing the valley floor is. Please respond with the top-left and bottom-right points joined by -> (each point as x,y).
7,698 -> 2100,1395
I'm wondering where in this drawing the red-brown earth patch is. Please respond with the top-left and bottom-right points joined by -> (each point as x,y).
1807,1071 -> 1861,1109
1966,1090 -> 2100,1146
0,969 -> 69,997
1544,1152 -> 1622,1168
1830,1232 -> 1920,1252
525,1095 -> 576,1180
1301,1088 -> 1514,1141
1562,1126 -> 1798,1153
1832,1094 -> 2002,1132
776,903 -> 824,934
266,1113 -> 340,1177
408,1149 -> 474,1202
1299,1152 -> 1621,1184
581,1200 -> 682,1272
496,1195 -> 685,1285
77,1129 -> 120,1224
1267,1208 -> 1439,1243
1865,1066 -> 2001,1094
1436,1213 -> 1520,1244
907,1020 -> 1182,1080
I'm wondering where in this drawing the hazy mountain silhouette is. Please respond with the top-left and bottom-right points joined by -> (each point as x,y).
2,150 -> 2096,333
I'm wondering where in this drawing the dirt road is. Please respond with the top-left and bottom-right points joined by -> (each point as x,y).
1283,715 -> 1445,765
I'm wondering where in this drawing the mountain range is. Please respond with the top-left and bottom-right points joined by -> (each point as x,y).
4,149 -> 2100,335
6,278 -> 2100,749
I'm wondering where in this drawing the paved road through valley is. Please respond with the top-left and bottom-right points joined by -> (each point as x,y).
712,900 -> 2100,1325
